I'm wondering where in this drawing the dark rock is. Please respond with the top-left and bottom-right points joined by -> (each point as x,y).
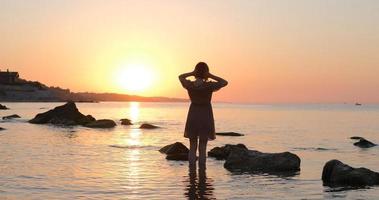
350,137 -> 377,148
0,104 -> 9,110
84,119 -> 116,128
140,123 -> 159,129
0,127 -> 5,131
208,144 -> 248,160
29,102 -> 95,126
120,118 -> 132,125
2,114 -> 21,120
322,159 -> 379,186
350,136 -> 363,140
166,153 -> 188,161
223,146 -> 301,173
160,142 -> 189,154
216,132 -> 244,136
160,142 -> 189,161
86,115 -> 96,121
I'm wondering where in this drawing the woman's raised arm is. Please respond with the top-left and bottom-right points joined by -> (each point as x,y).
179,71 -> 194,88
207,73 -> 228,87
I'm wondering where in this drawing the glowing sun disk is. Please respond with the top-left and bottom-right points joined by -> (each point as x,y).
116,64 -> 154,93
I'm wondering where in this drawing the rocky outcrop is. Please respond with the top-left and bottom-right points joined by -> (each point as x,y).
29,102 -> 95,126
0,104 -> 9,110
350,137 -> 376,148
322,159 -> 379,186
159,142 -> 189,161
120,118 -> 132,125
225,148 -> 301,173
208,144 -> 248,160
216,132 -> 244,136
140,123 -> 160,129
209,144 -> 301,173
2,114 -> 21,120
84,119 -> 117,128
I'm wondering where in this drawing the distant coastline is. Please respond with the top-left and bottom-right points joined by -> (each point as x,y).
0,70 -> 187,103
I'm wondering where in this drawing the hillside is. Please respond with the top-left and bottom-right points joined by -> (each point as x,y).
0,79 -> 186,102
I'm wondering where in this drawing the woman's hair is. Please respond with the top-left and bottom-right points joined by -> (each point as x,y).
194,62 -> 209,79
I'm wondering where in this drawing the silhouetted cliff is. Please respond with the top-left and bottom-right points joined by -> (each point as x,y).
0,79 -> 186,102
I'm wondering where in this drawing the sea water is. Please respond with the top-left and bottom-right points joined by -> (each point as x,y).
1,102 -> 379,199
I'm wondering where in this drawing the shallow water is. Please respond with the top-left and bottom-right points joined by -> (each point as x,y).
0,102 -> 379,199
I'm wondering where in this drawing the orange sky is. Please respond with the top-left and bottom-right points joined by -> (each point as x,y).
1,0 -> 379,103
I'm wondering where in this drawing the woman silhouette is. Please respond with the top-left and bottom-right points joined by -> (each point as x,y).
179,62 -> 228,168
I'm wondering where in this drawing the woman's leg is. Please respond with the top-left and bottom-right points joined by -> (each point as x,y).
189,137 -> 198,166
198,137 -> 208,169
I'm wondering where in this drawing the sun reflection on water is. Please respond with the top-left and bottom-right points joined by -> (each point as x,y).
129,102 -> 140,122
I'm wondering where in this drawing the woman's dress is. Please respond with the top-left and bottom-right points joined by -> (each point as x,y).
180,80 -> 223,140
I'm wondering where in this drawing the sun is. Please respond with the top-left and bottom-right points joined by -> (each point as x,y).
116,63 -> 155,93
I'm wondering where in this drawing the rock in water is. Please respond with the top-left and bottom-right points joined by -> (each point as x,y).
120,118 -> 132,125
29,102 -> 95,125
216,132 -> 244,136
159,142 -> 189,161
351,137 -> 377,148
2,114 -> 21,120
84,119 -> 117,128
0,127 -> 5,131
160,142 -> 189,154
0,104 -> 9,110
140,123 -> 160,129
350,136 -> 363,140
322,159 -> 379,186
208,144 -> 248,160
223,146 -> 301,173
166,154 -> 189,161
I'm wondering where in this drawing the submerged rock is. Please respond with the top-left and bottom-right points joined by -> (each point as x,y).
350,137 -> 377,148
0,127 -> 5,131
350,136 -> 363,140
29,102 -> 95,126
216,132 -> 244,136
84,119 -> 116,128
166,154 -> 188,161
208,144 -> 248,160
160,142 -> 189,161
322,159 -> 379,186
0,104 -> 9,110
210,144 -> 301,173
2,114 -> 21,120
140,123 -> 160,129
120,118 -> 132,125
224,148 -> 301,173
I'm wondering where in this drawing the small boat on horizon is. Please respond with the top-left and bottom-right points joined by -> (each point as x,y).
355,103 -> 362,106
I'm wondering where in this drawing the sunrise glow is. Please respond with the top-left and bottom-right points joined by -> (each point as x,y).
115,62 -> 155,94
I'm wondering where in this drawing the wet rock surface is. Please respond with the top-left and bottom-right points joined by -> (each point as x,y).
160,142 -> 189,161
84,119 -> 117,128
2,114 -> 21,120
208,144 -> 248,160
216,132 -> 244,136
209,144 -> 301,173
0,104 -> 9,110
120,118 -> 132,125
140,123 -> 160,129
322,159 -> 379,187
29,102 -> 95,126
350,137 -> 376,148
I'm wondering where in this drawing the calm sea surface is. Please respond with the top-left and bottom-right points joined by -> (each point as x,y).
1,102 -> 379,199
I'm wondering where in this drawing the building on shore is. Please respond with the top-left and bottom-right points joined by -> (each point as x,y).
0,69 -> 19,84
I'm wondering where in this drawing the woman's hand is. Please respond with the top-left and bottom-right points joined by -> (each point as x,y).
179,71 -> 195,81
207,72 -> 228,87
